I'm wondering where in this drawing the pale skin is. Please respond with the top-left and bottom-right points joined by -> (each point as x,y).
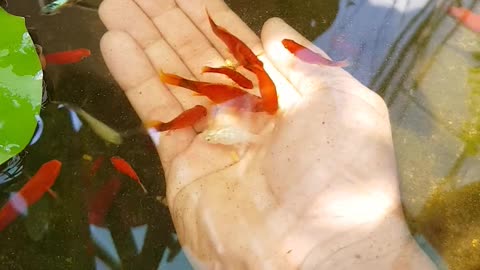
98,0 -> 437,269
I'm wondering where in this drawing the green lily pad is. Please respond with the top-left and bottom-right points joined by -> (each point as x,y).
0,8 -> 43,165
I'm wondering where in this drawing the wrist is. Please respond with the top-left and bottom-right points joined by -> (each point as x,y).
298,207 -> 437,269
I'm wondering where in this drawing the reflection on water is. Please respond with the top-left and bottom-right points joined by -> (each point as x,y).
2,0 -> 480,269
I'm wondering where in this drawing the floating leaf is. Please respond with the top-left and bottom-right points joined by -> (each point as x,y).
0,8 -> 43,165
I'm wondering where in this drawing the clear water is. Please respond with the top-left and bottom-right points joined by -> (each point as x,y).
1,0 -> 480,269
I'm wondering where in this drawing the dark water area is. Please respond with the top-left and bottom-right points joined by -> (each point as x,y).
1,0 -> 480,269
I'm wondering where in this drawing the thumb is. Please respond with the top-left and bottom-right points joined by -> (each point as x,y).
261,17 -> 387,112
261,17 -> 354,96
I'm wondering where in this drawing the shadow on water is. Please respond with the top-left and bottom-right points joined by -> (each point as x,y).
2,0 -> 480,269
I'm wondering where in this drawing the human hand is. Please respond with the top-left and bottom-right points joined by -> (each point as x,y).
98,0 -> 436,269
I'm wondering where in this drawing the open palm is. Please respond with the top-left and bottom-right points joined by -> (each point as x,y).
99,0 -> 435,269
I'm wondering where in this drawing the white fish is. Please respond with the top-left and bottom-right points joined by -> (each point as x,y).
74,107 -> 123,145
201,126 -> 258,145
57,102 -> 122,145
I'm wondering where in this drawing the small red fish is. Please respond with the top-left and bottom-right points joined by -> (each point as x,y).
146,105 -> 207,132
110,156 -> 147,193
44,48 -> 91,65
202,66 -> 254,89
249,65 -> 278,114
160,72 -> 264,112
282,39 -> 349,67
0,160 -> 62,232
160,71 -> 250,104
447,7 -> 480,33
206,10 -> 263,71
88,176 -> 121,226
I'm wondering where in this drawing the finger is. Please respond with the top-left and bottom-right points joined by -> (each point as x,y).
100,31 -> 196,173
133,0 -> 233,84
261,18 -> 354,94
99,0 -> 211,111
99,0 -> 160,48
261,18 -> 387,110
175,0 -> 301,109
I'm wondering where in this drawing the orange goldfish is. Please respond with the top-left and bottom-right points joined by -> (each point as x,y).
249,65 -> 278,114
45,48 -> 91,65
282,39 -> 349,67
206,10 -> 263,71
448,6 -> 480,33
202,66 -> 254,89
146,105 -> 207,132
160,71 -> 250,103
160,72 -> 264,112
88,176 -> 121,226
110,156 -> 147,193
0,160 -> 62,232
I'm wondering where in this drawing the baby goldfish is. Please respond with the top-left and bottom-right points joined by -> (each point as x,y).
44,48 -> 91,65
202,66 -> 254,89
448,6 -> 480,33
249,65 -> 278,114
201,126 -> 259,145
145,105 -> 207,132
282,39 -> 349,67
160,71 -> 257,104
110,156 -> 147,193
206,10 -> 263,71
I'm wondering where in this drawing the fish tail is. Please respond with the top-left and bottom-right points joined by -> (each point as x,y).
145,120 -> 167,132
0,203 -> 19,232
335,59 -> 350,68
159,71 -> 198,91
159,70 -> 183,86
206,9 -> 218,32
201,66 -> 211,74
138,182 -> 148,194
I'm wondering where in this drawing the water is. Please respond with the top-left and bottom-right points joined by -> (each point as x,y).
1,0 -> 480,269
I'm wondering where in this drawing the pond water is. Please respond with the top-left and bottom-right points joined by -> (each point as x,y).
1,0 -> 480,269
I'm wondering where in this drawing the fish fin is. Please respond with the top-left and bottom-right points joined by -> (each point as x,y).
47,189 -> 58,200
138,182 -> 148,194
159,70 -> 182,86
335,59 -> 350,68
201,66 -> 210,74
144,121 -> 162,130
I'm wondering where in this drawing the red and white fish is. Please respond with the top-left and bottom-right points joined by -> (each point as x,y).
282,39 -> 349,67
0,160 -> 62,232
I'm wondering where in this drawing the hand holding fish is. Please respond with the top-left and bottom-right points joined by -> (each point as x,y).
99,0 -> 436,269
